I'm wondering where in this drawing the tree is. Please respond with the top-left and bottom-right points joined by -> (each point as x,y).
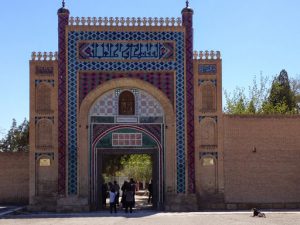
224,87 -> 247,114
224,74 -> 270,114
247,100 -> 256,114
0,118 -> 29,152
102,154 -> 125,176
263,70 -> 297,114
290,74 -> 300,111
224,71 -> 299,114
119,154 -> 152,182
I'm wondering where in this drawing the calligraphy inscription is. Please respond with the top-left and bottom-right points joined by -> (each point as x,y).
78,41 -> 175,61
199,64 -> 217,74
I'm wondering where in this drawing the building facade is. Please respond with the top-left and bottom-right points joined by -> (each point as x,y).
26,3 -> 300,212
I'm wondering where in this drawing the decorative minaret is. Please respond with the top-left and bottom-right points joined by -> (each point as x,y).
57,0 -> 69,196
182,0 -> 195,194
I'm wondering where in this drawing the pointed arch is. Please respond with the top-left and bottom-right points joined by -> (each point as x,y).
78,78 -> 176,198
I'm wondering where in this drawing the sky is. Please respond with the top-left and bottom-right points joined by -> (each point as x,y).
0,0 -> 299,137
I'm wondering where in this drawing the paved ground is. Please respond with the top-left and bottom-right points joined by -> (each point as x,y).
1,211 -> 300,225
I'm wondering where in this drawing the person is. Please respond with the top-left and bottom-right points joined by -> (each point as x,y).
101,183 -> 108,208
109,188 -> 117,213
125,182 -> 134,213
148,179 -> 153,204
113,181 -> 120,206
121,181 -> 128,208
129,178 -> 136,207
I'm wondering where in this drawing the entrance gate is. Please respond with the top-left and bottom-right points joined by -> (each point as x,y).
96,148 -> 159,210
90,125 -> 164,210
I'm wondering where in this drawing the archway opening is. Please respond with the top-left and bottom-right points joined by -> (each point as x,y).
97,152 -> 157,211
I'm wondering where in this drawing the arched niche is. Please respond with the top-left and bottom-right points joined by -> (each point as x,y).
199,155 -> 217,194
36,155 -> 57,196
200,117 -> 217,146
36,119 -> 53,149
118,90 -> 135,115
36,82 -> 53,114
200,81 -> 216,112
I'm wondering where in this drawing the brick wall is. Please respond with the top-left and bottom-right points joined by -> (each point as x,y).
0,152 -> 29,204
223,115 -> 300,204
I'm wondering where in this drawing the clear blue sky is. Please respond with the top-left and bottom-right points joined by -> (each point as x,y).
0,0 -> 299,136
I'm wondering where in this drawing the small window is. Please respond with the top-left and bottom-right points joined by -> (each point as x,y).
119,91 -> 135,115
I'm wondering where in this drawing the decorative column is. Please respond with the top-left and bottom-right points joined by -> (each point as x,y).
182,3 -> 195,194
57,6 -> 69,196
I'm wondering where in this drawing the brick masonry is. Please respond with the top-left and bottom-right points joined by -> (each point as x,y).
0,152 -> 29,204
223,115 -> 300,204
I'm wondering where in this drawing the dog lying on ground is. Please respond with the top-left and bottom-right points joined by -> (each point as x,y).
252,208 -> 266,218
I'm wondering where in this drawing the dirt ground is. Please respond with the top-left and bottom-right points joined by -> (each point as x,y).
2,211 -> 300,225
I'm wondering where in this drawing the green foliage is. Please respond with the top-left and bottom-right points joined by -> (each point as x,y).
224,70 -> 299,114
0,118 -> 29,152
247,100 -> 256,114
290,74 -> 300,110
224,74 -> 270,114
118,154 -> 152,182
265,70 -> 297,113
224,87 -> 246,114
261,102 -> 290,114
102,155 -> 125,176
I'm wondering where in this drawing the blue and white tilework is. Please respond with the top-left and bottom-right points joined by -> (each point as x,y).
67,31 -> 185,194
89,90 -> 116,116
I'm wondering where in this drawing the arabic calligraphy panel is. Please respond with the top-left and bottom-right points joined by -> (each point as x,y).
78,41 -> 175,61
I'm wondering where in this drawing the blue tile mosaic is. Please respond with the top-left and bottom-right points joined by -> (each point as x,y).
67,31 -> 185,194
199,64 -> 217,74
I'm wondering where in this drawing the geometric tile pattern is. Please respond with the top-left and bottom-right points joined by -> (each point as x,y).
79,72 -> 175,106
89,91 -> 116,116
139,91 -> 164,117
68,30 -> 185,194
89,89 -> 164,117
183,10 -> 196,193
58,11 -> 69,195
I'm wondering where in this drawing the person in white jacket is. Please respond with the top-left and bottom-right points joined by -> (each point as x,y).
109,188 -> 117,213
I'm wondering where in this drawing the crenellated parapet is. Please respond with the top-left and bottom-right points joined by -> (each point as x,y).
193,50 -> 221,60
68,16 -> 183,27
31,52 -> 58,61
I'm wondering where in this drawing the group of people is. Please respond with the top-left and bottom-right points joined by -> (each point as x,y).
102,178 -> 136,213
